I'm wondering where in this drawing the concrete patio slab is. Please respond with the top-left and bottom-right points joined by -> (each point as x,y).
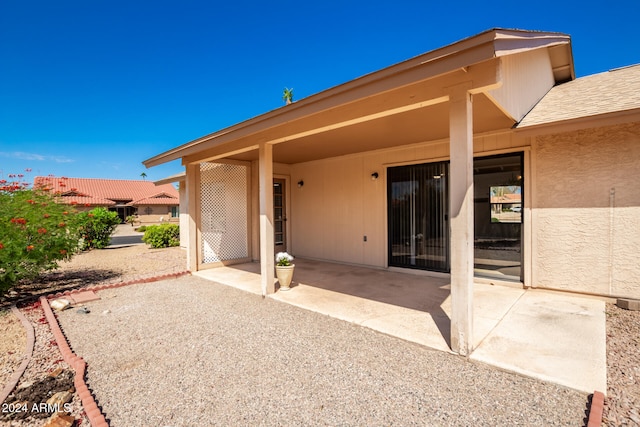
471,290 -> 607,393
194,258 -> 606,394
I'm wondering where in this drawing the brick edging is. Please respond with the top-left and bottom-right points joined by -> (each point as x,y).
587,390 -> 605,427
0,306 -> 35,404
41,270 -> 190,427
40,295 -> 108,427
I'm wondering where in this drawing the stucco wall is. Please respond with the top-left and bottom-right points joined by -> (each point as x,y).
532,122 -> 640,298
137,205 -> 174,217
137,213 -> 179,223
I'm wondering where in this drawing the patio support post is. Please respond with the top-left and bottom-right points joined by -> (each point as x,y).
448,82 -> 474,356
259,142 -> 275,296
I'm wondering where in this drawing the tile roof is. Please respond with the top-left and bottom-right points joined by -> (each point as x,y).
518,64 -> 640,128
130,192 -> 181,206
34,177 -> 179,207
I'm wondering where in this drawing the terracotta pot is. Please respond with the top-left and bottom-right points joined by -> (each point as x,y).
275,264 -> 295,291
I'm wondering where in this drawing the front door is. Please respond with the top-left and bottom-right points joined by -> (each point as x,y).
274,179 -> 286,253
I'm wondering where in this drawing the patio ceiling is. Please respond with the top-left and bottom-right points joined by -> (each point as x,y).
227,92 -> 514,164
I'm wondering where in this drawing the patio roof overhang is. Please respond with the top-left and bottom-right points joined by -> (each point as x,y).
143,28 -> 573,168
154,172 -> 186,186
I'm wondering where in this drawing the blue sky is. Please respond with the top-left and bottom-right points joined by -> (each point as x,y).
1,0 -> 638,182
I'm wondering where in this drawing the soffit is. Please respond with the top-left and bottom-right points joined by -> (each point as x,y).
226,93 -> 513,164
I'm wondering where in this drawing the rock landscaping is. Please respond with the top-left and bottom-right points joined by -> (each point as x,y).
0,237 -> 638,426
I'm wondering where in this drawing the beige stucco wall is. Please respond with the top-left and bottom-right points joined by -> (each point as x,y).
239,120 -> 640,299
531,122 -> 640,298
138,214 -> 179,223
138,205 -> 173,216
137,205 -> 177,223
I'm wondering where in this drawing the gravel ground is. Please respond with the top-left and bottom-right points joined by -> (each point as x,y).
603,304 -> 640,426
2,226 -> 638,426
0,226 -> 187,427
0,302 -> 90,427
56,276 -> 591,426
0,311 -> 26,394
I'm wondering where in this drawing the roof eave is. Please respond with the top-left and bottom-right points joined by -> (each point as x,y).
153,172 -> 186,185
515,108 -> 640,136
143,28 -> 573,168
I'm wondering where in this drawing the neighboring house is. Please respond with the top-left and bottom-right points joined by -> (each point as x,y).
154,172 -> 189,249
143,28 -> 640,355
34,176 -> 180,224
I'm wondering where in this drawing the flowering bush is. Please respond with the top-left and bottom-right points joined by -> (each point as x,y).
275,252 -> 294,266
77,208 -> 121,250
0,178 -> 82,291
142,223 -> 180,248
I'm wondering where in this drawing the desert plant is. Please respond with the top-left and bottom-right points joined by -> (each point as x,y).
142,223 -> 180,248
77,207 -> 121,250
0,181 -> 82,291
125,214 -> 137,226
283,87 -> 294,104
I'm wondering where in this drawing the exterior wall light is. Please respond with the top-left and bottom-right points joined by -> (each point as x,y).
297,180 -> 304,188
371,172 -> 379,180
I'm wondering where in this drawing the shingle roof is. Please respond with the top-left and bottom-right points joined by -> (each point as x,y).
518,64 -> 640,128
33,177 -> 179,207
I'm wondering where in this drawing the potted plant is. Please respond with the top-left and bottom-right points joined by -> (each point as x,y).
275,252 -> 295,291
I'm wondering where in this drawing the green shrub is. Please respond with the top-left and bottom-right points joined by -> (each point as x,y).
142,223 -> 180,248
77,208 -> 121,250
0,186 -> 82,292
135,225 -> 147,232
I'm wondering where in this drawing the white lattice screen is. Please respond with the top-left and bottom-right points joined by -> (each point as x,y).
200,162 -> 248,263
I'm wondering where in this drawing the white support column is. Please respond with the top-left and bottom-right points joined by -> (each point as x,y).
448,83 -> 474,356
259,142 -> 275,296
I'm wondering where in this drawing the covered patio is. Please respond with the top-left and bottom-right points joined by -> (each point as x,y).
145,29 -> 581,358
194,257 -> 606,394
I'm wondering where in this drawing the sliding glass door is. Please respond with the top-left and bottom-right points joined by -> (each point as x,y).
387,162 -> 449,272
473,153 -> 523,281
